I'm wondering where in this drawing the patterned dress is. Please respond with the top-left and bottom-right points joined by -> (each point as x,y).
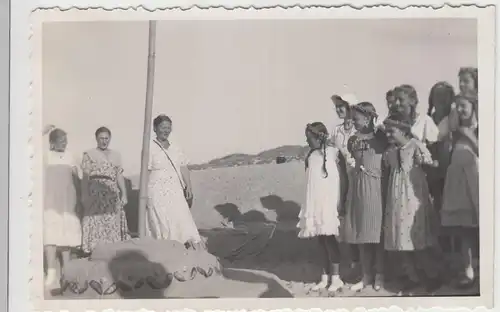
297,146 -> 341,238
342,131 -> 387,244
44,150 -> 82,247
146,139 -> 201,244
383,139 -> 437,251
81,149 -> 130,253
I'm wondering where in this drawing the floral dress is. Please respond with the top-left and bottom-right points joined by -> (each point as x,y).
342,131 -> 388,244
146,139 -> 201,244
383,139 -> 437,251
81,148 -> 130,253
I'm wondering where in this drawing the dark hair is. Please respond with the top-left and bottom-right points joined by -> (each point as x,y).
305,122 -> 329,178
383,111 -> 413,137
459,67 -> 478,91
455,93 -> 478,117
153,114 -> 172,130
394,84 -> 419,124
386,89 -> 395,99
95,126 -> 111,138
49,128 -> 66,144
427,81 -> 455,119
352,101 -> 378,130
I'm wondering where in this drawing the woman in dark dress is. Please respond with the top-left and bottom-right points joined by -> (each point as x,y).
341,102 -> 388,292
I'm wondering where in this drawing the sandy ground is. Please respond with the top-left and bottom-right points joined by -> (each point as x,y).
46,162 -> 479,299
201,222 -> 480,298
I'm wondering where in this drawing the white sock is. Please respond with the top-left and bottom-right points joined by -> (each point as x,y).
328,275 -> 344,292
45,268 -> 57,287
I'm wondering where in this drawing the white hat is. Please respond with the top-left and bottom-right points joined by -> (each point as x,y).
332,93 -> 358,106
339,93 -> 358,105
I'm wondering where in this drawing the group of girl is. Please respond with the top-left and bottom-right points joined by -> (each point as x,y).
298,67 -> 479,294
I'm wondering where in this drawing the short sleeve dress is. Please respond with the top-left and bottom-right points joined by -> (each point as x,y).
44,150 -> 82,247
81,148 -> 130,253
383,139 -> 438,251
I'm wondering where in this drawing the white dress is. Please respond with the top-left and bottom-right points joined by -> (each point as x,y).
44,150 -> 82,247
298,146 -> 341,238
146,139 -> 202,244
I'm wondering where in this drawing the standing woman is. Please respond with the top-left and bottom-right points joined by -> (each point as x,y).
146,114 -> 202,249
43,127 -> 82,287
329,94 -> 359,271
342,102 -> 388,291
81,127 -> 130,253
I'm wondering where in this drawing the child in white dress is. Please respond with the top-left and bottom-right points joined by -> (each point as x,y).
298,122 -> 344,292
43,127 -> 82,289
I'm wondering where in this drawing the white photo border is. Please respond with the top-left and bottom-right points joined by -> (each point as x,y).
12,3 -> 497,312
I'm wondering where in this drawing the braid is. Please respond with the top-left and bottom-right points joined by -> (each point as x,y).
321,139 -> 329,178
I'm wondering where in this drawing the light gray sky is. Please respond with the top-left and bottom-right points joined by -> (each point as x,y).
43,19 -> 477,176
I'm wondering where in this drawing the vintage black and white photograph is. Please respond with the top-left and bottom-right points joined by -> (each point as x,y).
29,6 -> 495,310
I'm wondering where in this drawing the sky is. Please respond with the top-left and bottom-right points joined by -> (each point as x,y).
42,19 -> 477,176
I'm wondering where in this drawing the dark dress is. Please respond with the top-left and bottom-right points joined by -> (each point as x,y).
342,130 -> 388,244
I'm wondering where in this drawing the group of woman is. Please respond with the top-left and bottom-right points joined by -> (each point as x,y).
43,115 -> 202,288
298,67 -> 479,294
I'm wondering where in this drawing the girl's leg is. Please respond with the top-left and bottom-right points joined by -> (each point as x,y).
400,251 -> 421,292
312,236 -> 330,291
373,243 -> 385,290
414,248 -> 443,293
326,236 -> 345,292
44,245 -> 58,287
351,244 -> 373,291
457,233 -> 475,288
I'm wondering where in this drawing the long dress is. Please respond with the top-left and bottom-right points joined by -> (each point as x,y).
297,146 -> 341,238
440,130 -> 479,228
44,150 -> 82,247
383,139 -> 437,251
330,122 -> 356,242
342,131 -> 387,244
146,139 -> 201,244
81,149 -> 130,253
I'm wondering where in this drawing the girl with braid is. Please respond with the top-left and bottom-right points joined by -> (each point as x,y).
298,122 -> 345,292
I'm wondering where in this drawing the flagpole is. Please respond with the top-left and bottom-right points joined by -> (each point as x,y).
138,20 -> 157,237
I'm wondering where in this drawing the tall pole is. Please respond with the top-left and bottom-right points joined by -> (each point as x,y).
138,20 -> 157,237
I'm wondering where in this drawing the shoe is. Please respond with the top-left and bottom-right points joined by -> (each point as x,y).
312,274 -> 329,291
455,276 -> 475,289
328,275 -> 344,292
424,277 -> 443,293
350,275 -> 370,292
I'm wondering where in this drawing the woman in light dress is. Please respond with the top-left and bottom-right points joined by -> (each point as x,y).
43,127 -> 82,288
329,94 -> 359,273
382,113 -> 443,293
146,114 -> 202,249
81,127 -> 130,253
298,122 -> 343,292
